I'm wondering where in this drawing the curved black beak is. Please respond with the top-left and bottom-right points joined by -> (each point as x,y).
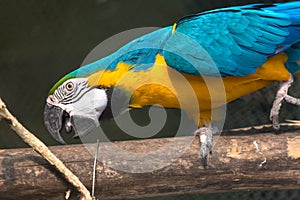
44,103 -> 67,144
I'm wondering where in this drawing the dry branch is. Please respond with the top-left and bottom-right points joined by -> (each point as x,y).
0,98 -> 92,200
1,131 -> 300,199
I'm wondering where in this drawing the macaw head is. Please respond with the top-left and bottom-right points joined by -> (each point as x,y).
44,66 -> 130,144
44,75 -> 108,144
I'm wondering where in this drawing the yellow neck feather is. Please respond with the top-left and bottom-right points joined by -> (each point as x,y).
87,62 -> 133,88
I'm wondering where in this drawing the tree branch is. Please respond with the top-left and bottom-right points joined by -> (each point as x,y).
1,131 -> 300,199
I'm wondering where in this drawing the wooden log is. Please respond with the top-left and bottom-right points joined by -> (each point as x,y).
1,132 -> 300,200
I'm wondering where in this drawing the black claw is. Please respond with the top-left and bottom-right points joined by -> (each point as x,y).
202,156 -> 208,169
273,128 -> 281,134
200,142 -> 209,168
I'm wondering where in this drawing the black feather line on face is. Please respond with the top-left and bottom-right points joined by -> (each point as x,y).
99,86 -> 129,120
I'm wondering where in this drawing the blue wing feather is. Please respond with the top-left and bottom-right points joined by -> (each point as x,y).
164,2 -> 300,76
71,2 -> 300,78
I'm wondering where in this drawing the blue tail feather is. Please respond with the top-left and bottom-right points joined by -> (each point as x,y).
286,42 -> 300,73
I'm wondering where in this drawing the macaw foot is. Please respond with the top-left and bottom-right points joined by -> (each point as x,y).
195,124 -> 219,168
270,74 -> 300,129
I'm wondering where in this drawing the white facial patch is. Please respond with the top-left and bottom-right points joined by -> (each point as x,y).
69,88 -> 108,137
69,88 -> 108,119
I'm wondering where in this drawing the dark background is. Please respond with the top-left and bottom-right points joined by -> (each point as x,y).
1,0 -> 300,199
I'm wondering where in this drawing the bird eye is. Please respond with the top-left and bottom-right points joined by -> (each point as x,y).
65,82 -> 74,91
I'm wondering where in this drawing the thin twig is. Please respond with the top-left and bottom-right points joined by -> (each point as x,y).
0,98 -> 92,200
92,140 -> 100,200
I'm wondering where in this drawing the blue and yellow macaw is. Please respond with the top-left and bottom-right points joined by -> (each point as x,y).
44,2 -> 300,165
